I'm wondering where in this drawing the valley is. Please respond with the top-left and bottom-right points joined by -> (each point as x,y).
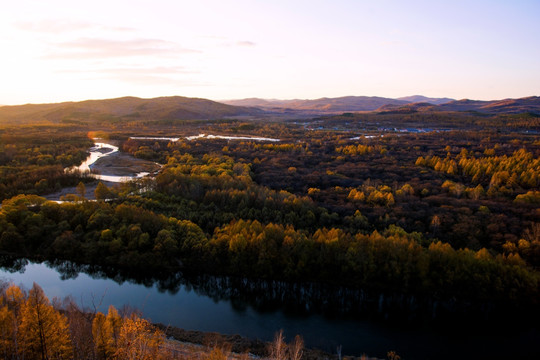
0,95 -> 538,359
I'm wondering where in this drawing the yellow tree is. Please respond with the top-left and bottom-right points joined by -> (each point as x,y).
19,283 -> 73,360
94,182 -> 112,201
0,284 -> 26,359
105,305 -> 122,350
76,182 -> 86,200
0,303 -> 15,359
92,312 -> 115,360
115,314 -> 164,360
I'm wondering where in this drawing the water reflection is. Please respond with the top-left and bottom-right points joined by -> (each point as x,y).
0,256 -> 538,360
0,256 -> 528,324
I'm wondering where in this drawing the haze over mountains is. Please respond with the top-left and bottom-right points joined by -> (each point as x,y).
0,96 -> 263,125
395,95 -> 455,105
378,96 -> 540,115
0,95 -> 538,125
223,96 -> 413,112
224,95 -> 540,115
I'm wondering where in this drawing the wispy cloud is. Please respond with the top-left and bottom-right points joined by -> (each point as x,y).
15,20 -> 136,34
58,65 -> 196,76
15,20 -> 94,33
44,37 -> 200,59
56,65 -> 204,86
235,41 -> 256,47
106,74 -> 209,86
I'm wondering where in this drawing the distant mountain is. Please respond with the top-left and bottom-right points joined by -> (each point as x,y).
2,95 -> 537,125
438,96 -> 540,114
377,96 -> 540,115
220,98 -> 292,108
376,102 -> 438,114
0,96 -> 263,125
396,95 -> 454,105
223,96 -> 410,112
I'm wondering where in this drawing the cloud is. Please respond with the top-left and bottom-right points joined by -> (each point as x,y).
105,74 -> 209,86
44,37 -> 200,59
55,65 -> 205,86
59,65 -> 197,76
15,20 -> 93,33
235,41 -> 256,47
100,66 -> 197,75
15,20 -> 136,34
221,40 -> 257,47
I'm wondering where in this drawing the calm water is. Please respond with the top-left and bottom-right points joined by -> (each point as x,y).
0,260 -> 538,360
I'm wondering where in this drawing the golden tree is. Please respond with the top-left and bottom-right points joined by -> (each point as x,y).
19,283 -> 73,360
115,314 -> 165,360
92,312 -> 115,360
0,284 -> 25,358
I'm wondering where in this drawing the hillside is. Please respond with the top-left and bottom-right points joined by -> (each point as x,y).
223,95 -> 456,113
438,96 -> 540,114
396,95 -> 454,105
1,95 -> 538,126
223,96 -> 410,112
0,96 -> 263,125
376,102 -> 438,114
376,96 -> 540,115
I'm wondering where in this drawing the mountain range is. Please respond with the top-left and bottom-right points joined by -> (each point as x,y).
378,96 -> 540,115
0,95 -> 538,125
224,95 -> 540,115
0,96 -> 263,125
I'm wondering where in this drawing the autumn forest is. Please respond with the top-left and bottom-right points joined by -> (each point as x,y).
0,98 -> 539,359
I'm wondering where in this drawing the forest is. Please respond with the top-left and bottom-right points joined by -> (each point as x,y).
0,110 -> 539,314
0,280 -> 310,360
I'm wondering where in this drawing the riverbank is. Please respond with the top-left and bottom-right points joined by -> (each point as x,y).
90,150 -> 160,178
155,324 -> 380,360
45,142 -> 161,201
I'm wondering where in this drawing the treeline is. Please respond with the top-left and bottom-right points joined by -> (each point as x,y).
207,220 -> 538,302
0,195 -> 537,305
121,135 -> 539,266
0,281 -> 211,360
137,153 -> 341,232
0,129 -> 93,200
416,148 -> 539,194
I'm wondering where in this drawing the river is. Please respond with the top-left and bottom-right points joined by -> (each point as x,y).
0,260 -> 537,360
68,141 -> 154,183
34,136 -> 540,358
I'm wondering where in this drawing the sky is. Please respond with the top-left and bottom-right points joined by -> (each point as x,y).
1,0 -> 539,105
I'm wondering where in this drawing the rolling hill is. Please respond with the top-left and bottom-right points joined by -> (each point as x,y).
396,95 -> 454,105
223,96 -> 410,112
438,96 -> 540,114
222,95 -> 456,113
376,96 -> 540,115
0,96 -> 264,125
1,95 -> 538,126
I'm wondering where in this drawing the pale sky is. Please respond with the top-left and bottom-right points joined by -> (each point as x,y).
1,0 -> 539,105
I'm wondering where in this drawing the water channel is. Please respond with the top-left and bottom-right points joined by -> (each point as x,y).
0,260 -> 537,360
30,136 -> 540,359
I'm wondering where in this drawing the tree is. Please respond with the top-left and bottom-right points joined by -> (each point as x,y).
269,330 -> 287,360
105,305 -> 122,351
0,303 -> 15,359
0,285 -> 26,358
76,182 -> 86,200
92,312 -> 114,360
288,335 -> 303,360
115,314 -> 164,360
19,283 -> 73,360
94,182 -> 112,201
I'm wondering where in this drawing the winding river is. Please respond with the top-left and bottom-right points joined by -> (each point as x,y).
69,142 -> 152,183
33,135 -> 540,359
